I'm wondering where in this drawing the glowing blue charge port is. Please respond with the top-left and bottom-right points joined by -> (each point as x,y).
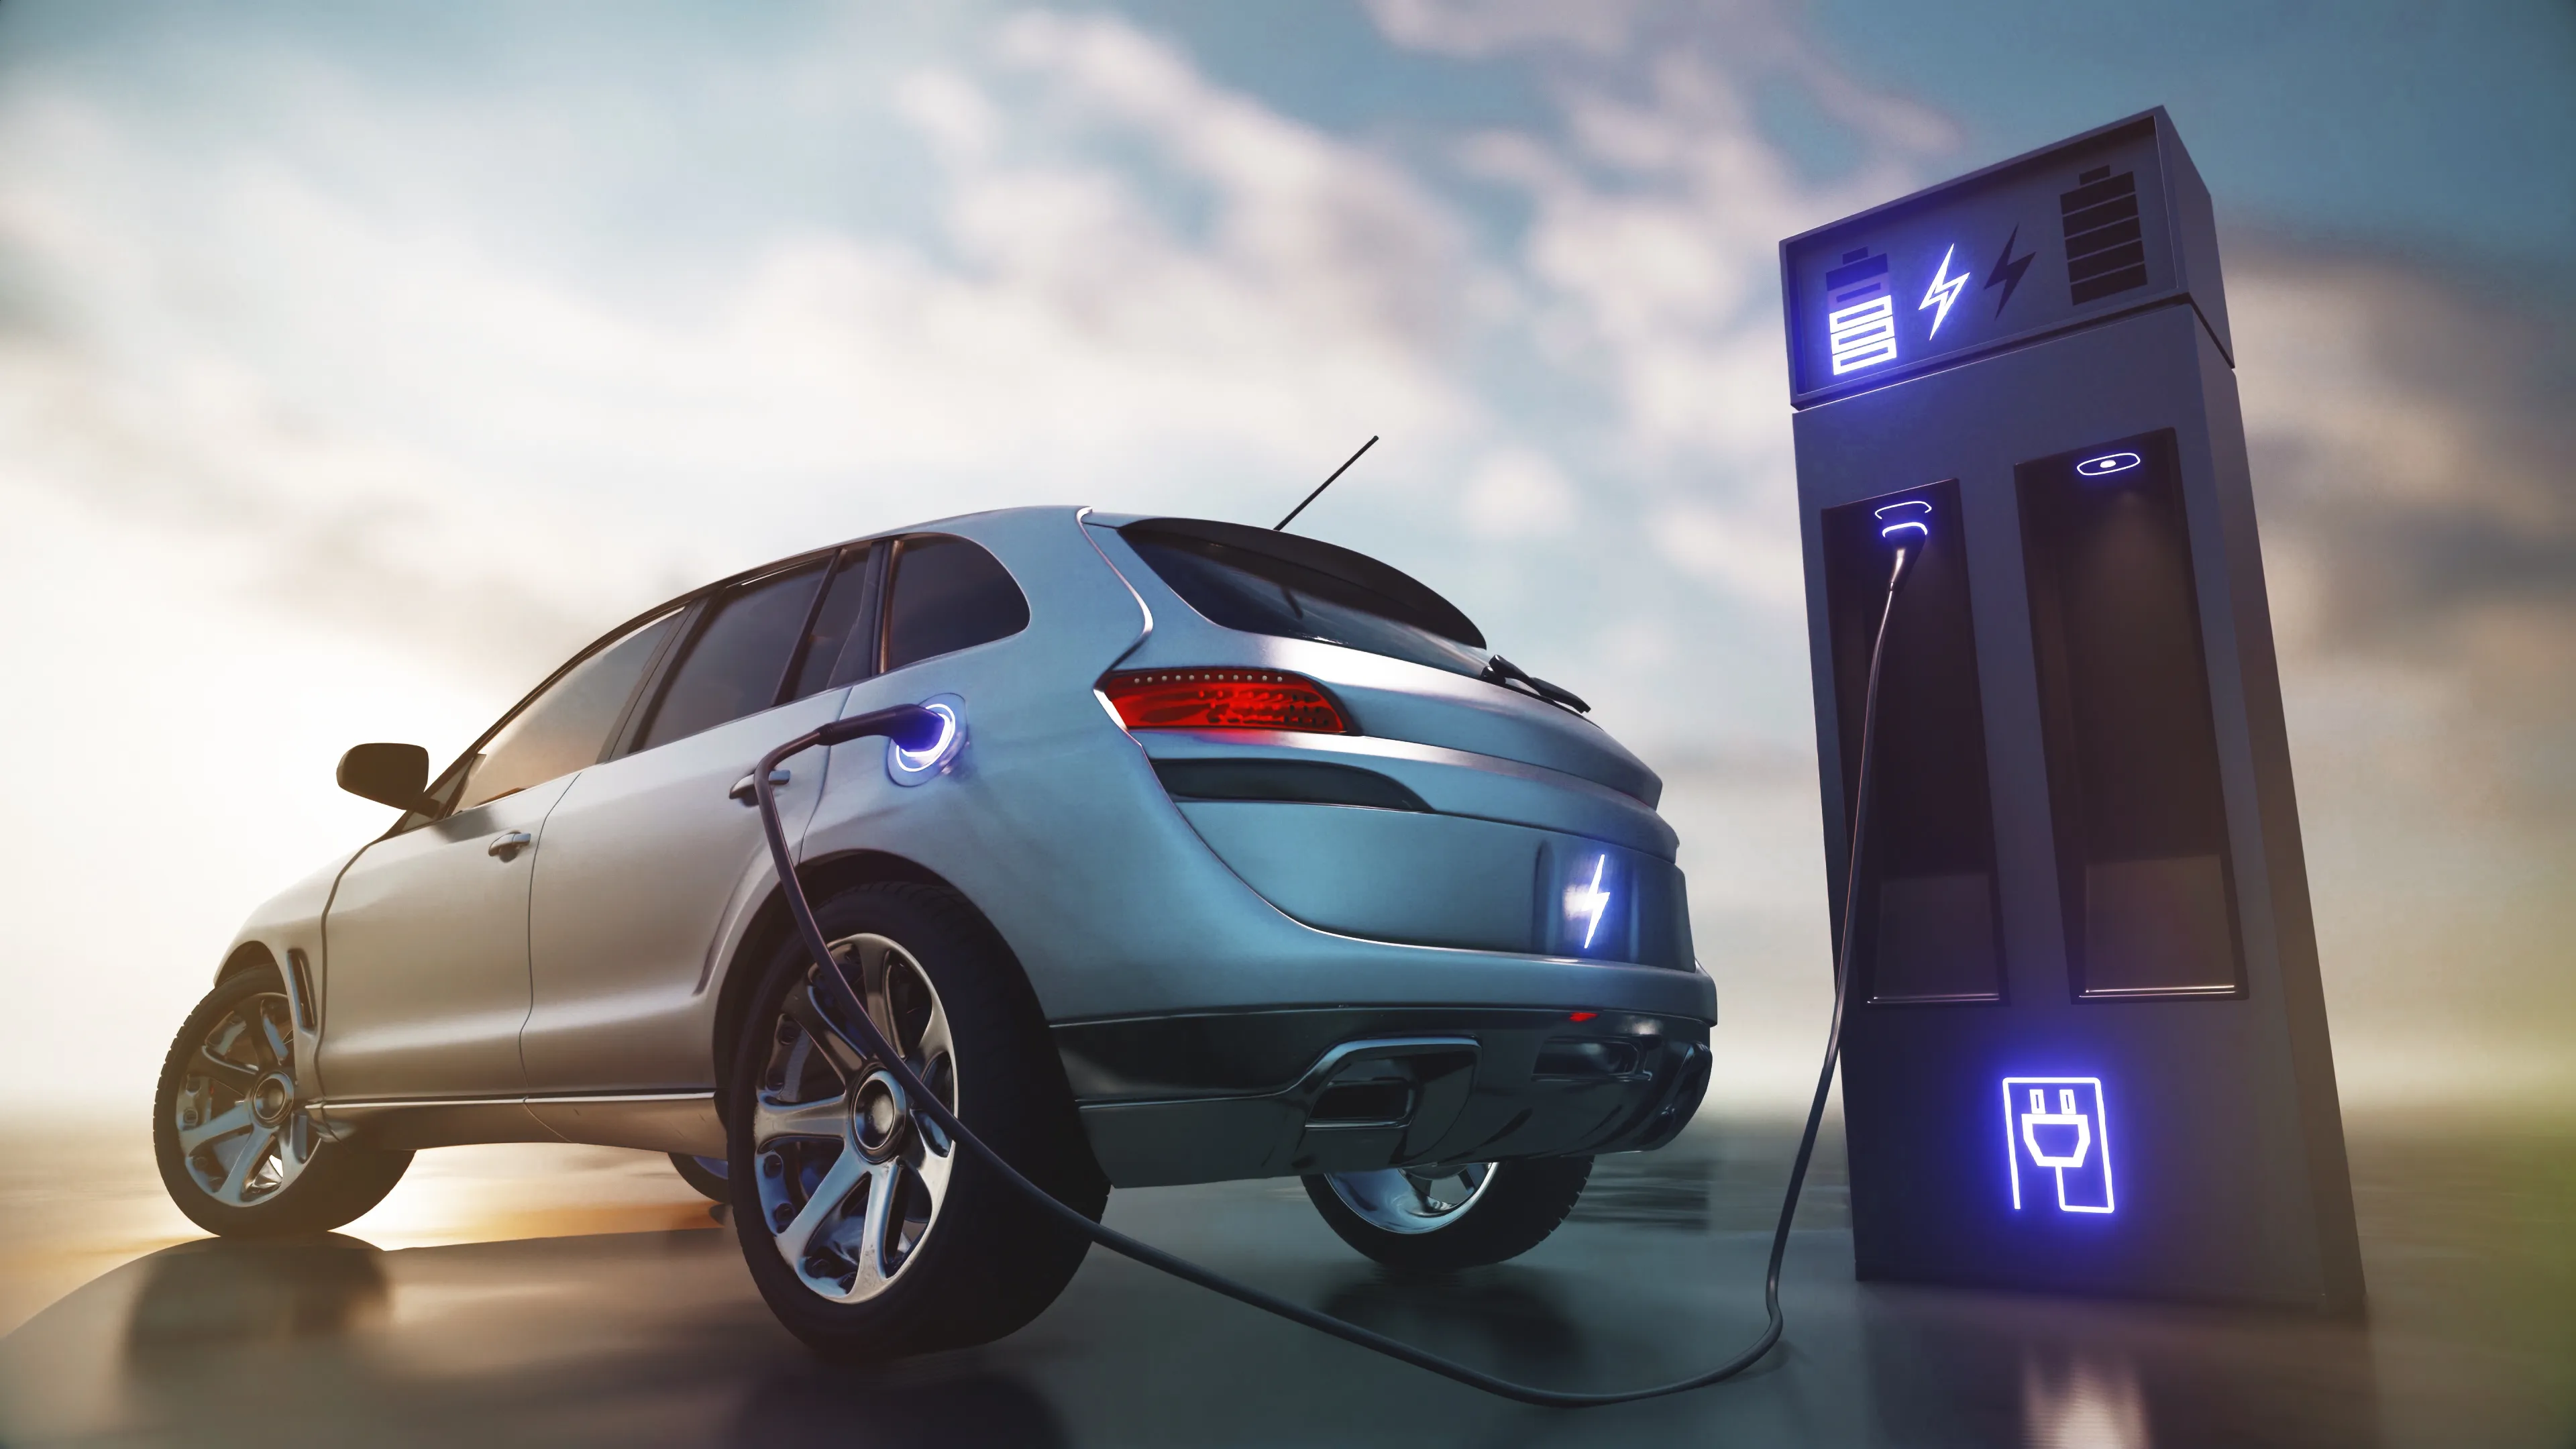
885,695 -> 964,786
1873,498 -> 1931,541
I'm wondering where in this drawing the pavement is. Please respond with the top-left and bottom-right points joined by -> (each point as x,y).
0,1110 -> 2568,1447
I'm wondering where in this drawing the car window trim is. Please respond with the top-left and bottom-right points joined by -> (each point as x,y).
386,532 -> 910,835
388,598 -> 693,837
621,553 -> 835,757
777,543 -> 871,706
602,594 -> 710,763
820,541 -> 891,692
871,537 -> 912,677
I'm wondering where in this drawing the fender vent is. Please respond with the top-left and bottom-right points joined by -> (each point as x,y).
285,949 -> 318,1030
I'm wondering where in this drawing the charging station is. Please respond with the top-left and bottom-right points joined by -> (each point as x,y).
1782,109 -> 2364,1311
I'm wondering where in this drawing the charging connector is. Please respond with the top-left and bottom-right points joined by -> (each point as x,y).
750,535 -> 1921,1407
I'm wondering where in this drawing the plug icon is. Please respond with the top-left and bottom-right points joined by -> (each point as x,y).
2021,1088 -> 2092,1169
2002,1077 -> 2114,1214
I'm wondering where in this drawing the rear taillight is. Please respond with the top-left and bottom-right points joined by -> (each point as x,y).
1099,669 -> 1352,734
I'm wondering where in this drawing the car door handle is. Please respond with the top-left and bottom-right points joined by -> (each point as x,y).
487,831 -> 532,861
731,768 -> 791,806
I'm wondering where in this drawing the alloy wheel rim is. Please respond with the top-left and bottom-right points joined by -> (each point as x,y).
753,933 -> 957,1303
174,991 -> 315,1208
1324,1163 -> 1498,1234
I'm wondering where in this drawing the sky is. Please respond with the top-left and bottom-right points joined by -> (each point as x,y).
0,0 -> 2567,1116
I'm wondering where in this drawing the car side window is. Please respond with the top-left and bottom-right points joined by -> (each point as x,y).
787,544 -> 875,700
635,560 -> 828,751
881,535 -> 1029,672
449,608 -> 683,814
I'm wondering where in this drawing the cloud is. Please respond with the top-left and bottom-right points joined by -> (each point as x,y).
997,11 -> 1473,350
0,11 -> 1505,690
2231,246 -> 2576,822
0,3 -> 1961,718
1649,499 -> 1805,610
1362,0 -> 1649,58
1460,445 -> 1575,537
892,69 -> 1002,163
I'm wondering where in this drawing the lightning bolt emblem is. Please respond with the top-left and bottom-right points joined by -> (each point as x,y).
1984,224 -> 2035,318
1568,855 -> 1612,950
1919,244 -> 1969,339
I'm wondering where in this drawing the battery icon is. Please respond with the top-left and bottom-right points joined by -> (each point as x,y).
1824,248 -> 1898,376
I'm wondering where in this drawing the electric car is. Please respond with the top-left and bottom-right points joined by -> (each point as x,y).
155,507 -> 1716,1356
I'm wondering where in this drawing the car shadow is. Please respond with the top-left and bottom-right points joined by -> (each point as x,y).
1318,1265 -> 1587,1383
0,1227 -> 1069,1448
721,1357 -> 1067,1446
119,1234 -> 392,1361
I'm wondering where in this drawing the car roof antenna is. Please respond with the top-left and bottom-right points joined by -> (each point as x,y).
1274,435 -> 1377,531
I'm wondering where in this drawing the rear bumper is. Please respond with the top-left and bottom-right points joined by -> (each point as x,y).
1177,799 -> 1694,969
1139,728 -> 1693,971
1057,1006 -> 1711,1188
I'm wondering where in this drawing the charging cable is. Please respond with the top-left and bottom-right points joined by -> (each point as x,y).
749,534 -> 1920,1407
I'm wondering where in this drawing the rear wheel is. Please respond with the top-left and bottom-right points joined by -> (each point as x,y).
1303,1157 -> 1591,1273
154,969 -> 412,1237
726,883 -> 1106,1360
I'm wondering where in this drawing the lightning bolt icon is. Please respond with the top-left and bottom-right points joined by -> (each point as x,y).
1919,244 -> 1969,339
1984,224 -> 2035,317
1568,855 -> 1612,950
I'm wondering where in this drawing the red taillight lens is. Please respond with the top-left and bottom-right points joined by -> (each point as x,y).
1099,669 -> 1352,734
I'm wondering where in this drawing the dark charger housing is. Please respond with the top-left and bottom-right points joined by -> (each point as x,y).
1781,109 -> 2363,1311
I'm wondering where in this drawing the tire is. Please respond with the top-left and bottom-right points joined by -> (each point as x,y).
154,968 -> 413,1238
670,1152 -> 731,1203
1303,1157 -> 1592,1274
726,882 -> 1107,1360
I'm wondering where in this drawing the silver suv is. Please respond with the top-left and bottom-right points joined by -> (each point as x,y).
156,507 -> 1715,1356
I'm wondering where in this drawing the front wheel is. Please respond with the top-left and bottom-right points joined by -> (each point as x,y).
1303,1157 -> 1592,1273
153,968 -> 412,1237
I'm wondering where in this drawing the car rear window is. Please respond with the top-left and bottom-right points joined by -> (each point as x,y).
1120,519 -> 1489,678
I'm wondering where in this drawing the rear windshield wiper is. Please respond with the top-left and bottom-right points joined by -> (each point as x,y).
1481,655 -> 1590,714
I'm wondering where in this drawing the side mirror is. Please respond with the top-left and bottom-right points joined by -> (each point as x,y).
337,743 -> 433,812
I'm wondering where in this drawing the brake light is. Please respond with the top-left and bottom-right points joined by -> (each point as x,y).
1100,669 -> 1352,734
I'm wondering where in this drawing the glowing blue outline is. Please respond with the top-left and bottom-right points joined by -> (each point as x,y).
1827,293 -> 1898,376
2000,1076 -> 2116,1214
1919,244 -> 1969,338
1874,499 -> 1931,541
885,697 -> 963,786
2076,451 -> 2142,478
